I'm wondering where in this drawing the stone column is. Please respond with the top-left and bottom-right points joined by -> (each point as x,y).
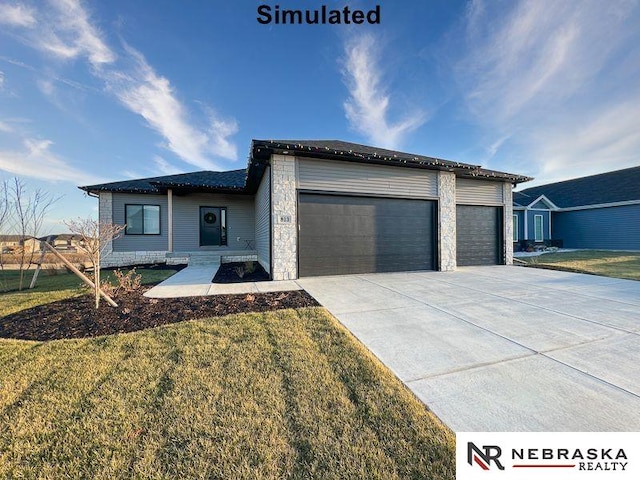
98,192 -> 114,267
438,171 -> 456,271
503,182 -> 514,265
270,154 -> 298,280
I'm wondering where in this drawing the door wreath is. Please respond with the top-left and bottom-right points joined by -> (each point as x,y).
204,212 -> 217,224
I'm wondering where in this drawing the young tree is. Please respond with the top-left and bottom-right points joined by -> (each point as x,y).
7,178 -> 58,290
64,218 -> 125,309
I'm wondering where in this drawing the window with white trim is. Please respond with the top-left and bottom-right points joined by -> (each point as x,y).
513,214 -> 519,242
125,204 -> 160,235
534,214 -> 544,242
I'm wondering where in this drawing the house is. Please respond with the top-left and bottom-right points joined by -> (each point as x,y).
40,234 -> 87,253
0,235 -> 39,255
513,165 -> 640,251
80,139 -> 531,279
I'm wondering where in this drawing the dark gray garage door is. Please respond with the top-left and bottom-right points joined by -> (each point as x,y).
299,194 -> 435,277
456,205 -> 503,266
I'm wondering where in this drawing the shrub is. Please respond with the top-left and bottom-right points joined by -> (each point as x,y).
244,261 -> 256,274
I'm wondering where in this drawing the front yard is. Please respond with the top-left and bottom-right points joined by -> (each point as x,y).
521,250 -> 640,281
0,273 -> 455,479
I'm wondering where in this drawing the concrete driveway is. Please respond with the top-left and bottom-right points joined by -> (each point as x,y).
297,266 -> 640,432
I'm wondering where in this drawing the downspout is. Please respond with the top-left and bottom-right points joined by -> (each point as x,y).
167,188 -> 173,252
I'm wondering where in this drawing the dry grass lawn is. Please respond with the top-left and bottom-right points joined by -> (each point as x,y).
522,250 -> 640,281
0,307 -> 455,479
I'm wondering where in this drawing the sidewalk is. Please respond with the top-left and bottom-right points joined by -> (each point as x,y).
144,264 -> 301,298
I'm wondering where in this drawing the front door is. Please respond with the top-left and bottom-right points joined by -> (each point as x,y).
200,207 -> 224,246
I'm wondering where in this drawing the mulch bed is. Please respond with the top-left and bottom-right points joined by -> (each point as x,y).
0,288 -> 319,342
212,261 -> 269,283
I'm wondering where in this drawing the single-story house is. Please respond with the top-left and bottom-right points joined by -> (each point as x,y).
0,235 -> 40,255
80,139 -> 531,279
513,165 -> 640,251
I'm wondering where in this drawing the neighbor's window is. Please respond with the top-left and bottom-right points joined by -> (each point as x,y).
125,204 -> 160,235
513,214 -> 519,242
534,214 -> 544,242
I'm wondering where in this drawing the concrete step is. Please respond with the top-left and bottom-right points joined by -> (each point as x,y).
187,254 -> 221,266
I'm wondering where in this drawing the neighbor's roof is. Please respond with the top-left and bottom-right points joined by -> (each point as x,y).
252,139 -> 533,184
515,165 -> 640,208
80,169 -> 247,195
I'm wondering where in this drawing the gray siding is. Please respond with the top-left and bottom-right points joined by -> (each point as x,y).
172,193 -> 255,251
255,167 -> 271,273
112,193 -> 168,252
456,178 -> 504,205
297,158 -> 438,198
553,205 -> 640,250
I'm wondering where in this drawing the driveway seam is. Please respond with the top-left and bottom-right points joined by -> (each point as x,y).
458,269 -> 640,307
359,275 -> 640,399
424,276 -> 640,337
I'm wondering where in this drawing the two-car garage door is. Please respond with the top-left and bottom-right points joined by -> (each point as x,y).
298,194 -> 436,277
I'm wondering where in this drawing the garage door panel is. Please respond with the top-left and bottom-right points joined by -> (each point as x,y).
456,205 -> 503,266
299,194 -> 435,276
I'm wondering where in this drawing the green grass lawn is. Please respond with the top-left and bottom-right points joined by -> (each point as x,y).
0,267 -> 180,317
521,250 -> 640,281
0,307 -> 455,479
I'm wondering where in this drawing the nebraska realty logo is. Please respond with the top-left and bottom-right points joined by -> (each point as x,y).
457,433 -> 638,479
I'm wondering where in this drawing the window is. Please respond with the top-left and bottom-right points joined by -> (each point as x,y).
125,204 -> 160,235
534,214 -> 544,242
513,214 -> 519,242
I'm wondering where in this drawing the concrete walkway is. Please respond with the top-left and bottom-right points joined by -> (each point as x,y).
144,263 -> 301,298
297,266 -> 640,432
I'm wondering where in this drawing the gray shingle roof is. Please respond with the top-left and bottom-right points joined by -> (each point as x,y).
80,139 -> 532,195
80,169 -> 247,194
515,165 -> 640,208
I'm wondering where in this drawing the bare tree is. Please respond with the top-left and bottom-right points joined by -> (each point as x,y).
0,180 -> 9,285
64,217 -> 125,309
7,178 -> 59,290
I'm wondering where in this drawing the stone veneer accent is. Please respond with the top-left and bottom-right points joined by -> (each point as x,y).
98,192 -> 115,267
438,171 -> 457,271
503,182 -> 513,265
270,154 -> 298,280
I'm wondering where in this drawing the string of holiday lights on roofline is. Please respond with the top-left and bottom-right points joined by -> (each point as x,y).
259,140 -> 530,182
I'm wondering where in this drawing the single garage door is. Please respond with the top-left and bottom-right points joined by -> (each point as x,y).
299,194 -> 435,277
456,205 -> 503,266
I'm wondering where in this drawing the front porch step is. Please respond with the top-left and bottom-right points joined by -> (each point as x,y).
187,253 -> 222,266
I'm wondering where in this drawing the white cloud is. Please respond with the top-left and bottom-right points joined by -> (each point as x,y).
40,0 -> 116,67
2,0 -> 238,169
0,138 -> 103,185
0,2 -> 36,27
456,0 -> 640,181
153,155 -> 182,175
104,45 -> 238,168
342,34 -> 426,149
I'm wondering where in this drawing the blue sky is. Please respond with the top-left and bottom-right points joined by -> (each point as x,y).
1,0 -> 639,233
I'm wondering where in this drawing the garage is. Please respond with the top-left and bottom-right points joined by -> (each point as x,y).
456,205 -> 503,266
298,193 -> 436,277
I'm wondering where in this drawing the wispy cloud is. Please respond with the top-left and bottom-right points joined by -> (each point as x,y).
455,0 -> 640,181
104,45 -> 237,169
0,2 -> 36,27
1,0 -> 238,169
0,138 -> 105,185
341,34 -> 426,149
153,155 -> 183,175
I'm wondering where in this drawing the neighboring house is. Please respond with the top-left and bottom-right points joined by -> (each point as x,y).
0,235 -> 39,255
80,139 -> 531,279
513,165 -> 640,251
41,234 -> 86,253
512,192 -> 555,250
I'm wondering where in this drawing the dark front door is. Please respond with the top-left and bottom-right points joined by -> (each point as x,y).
200,207 -> 223,246
298,194 -> 436,277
